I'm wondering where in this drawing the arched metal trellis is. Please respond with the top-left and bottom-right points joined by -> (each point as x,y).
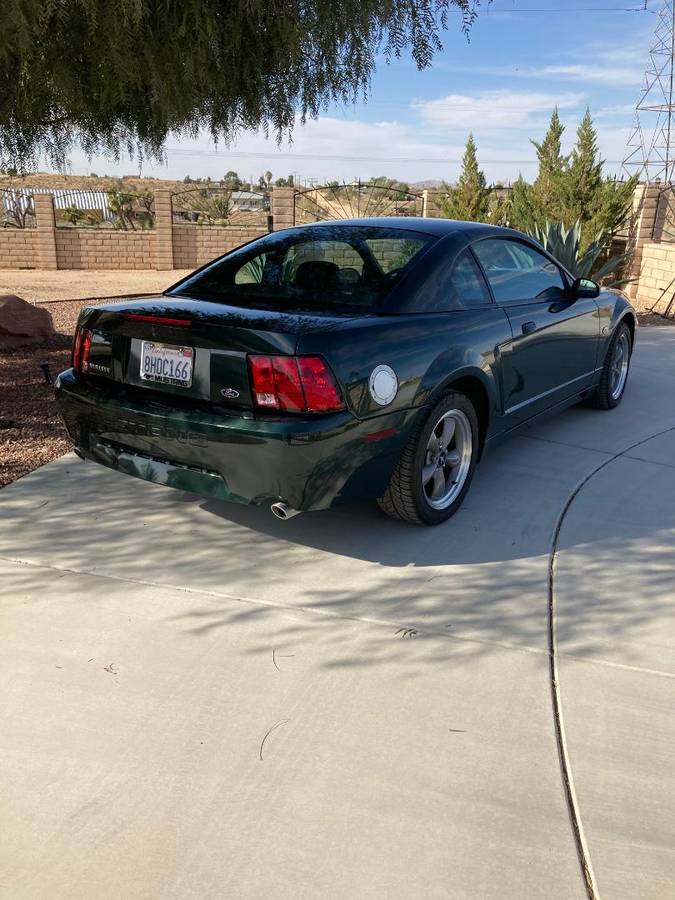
0,189 -> 36,228
171,186 -> 270,227
294,181 -> 425,225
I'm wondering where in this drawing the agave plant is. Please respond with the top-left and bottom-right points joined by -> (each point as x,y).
528,220 -> 632,287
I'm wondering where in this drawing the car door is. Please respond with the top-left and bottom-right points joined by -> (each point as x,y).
471,237 -> 600,425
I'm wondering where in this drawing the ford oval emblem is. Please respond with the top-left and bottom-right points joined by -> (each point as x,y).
220,387 -> 240,399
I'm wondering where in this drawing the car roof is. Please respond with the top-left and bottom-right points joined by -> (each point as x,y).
290,216 -> 529,240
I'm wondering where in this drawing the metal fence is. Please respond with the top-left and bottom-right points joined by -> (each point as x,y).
0,189 -> 36,227
172,187 -> 270,227
0,187 -> 156,229
295,181 -> 425,225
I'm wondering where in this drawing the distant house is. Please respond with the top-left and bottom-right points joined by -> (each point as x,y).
230,191 -> 268,212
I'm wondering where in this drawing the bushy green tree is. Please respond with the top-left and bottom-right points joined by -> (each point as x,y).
223,171 -> 242,189
531,108 -> 567,220
508,109 -> 636,250
441,134 -> 490,222
506,174 -> 538,233
0,0 -> 482,170
560,110 -> 636,247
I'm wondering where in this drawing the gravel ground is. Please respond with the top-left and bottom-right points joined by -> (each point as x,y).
0,338 -> 72,488
38,298 -> 112,334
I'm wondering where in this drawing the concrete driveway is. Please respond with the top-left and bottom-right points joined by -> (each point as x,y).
1,326 -> 674,900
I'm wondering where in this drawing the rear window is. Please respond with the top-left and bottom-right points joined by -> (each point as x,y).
170,225 -> 434,312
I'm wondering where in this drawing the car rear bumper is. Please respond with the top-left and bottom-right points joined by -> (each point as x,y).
55,370 -> 419,511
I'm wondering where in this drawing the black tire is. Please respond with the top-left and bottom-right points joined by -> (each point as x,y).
586,322 -> 632,410
377,391 -> 479,526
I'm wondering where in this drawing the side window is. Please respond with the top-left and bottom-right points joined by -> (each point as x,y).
472,239 -> 566,304
450,250 -> 492,307
415,247 -> 492,313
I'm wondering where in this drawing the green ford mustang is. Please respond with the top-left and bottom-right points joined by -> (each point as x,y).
55,218 -> 635,525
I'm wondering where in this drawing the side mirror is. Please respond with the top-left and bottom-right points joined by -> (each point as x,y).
572,277 -> 600,299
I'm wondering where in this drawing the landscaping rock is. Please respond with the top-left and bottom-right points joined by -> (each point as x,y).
0,295 -> 55,348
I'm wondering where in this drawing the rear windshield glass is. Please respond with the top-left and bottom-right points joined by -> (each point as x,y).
169,225 -> 434,312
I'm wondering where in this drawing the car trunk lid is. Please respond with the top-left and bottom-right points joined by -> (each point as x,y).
77,295 -> 360,410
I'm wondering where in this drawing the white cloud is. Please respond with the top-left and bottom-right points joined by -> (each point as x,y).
535,63 -> 642,88
412,90 -> 584,129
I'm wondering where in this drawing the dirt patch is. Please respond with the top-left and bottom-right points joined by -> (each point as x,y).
0,269 -> 190,304
637,311 -> 674,327
0,337 -> 72,488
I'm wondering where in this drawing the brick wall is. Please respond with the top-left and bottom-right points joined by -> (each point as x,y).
633,242 -> 675,315
54,229 -> 156,270
0,228 -> 39,269
172,225 -> 267,269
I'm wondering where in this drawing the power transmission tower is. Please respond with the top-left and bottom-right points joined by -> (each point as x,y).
623,0 -> 675,181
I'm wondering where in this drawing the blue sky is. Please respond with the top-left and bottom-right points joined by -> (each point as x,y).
59,0 -> 658,185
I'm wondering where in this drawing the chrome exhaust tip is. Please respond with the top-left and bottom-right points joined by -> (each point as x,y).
270,502 -> 301,521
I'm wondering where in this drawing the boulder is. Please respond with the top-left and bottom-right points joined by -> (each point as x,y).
0,294 -> 55,348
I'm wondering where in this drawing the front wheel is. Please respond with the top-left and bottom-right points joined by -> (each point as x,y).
377,391 -> 479,526
587,322 -> 632,410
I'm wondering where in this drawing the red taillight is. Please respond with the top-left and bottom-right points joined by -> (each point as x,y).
248,356 -> 278,408
248,355 -> 343,413
72,327 -> 93,373
296,356 -> 343,412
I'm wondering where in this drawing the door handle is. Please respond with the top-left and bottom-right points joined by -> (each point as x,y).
522,321 -> 537,335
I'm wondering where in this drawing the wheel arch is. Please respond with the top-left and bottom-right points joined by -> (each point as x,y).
428,370 -> 492,461
620,310 -> 636,346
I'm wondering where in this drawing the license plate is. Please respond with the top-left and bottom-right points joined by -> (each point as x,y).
140,341 -> 194,387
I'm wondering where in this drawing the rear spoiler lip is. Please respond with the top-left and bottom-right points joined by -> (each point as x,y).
122,312 -> 193,327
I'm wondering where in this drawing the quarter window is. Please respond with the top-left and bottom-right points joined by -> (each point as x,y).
472,239 -> 566,303
450,250 -> 492,307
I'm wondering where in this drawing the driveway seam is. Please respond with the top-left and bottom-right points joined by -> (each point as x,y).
547,423 -> 675,900
4,554 -> 674,683
0,554 -> 550,660
520,435 -> 614,455
621,453 -> 675,470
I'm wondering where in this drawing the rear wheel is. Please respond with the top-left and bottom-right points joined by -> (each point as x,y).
377,391 -> 479,526
587,322 -> 632,410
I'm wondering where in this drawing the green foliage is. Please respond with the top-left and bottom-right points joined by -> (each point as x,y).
529,220 -> 631,286
0,0 -> 481,170
178,189 -> 235,225
507,109 -> 636,252
440,134 -> 507,224
506,175 -> 538,233
531,108 -> 567,221
106,182 -> 155,230
61,205 -> 86,226
223,171 -> 242,189
560,110 -> 637,246
440,134 -> 490,222
367,175 -> 411,197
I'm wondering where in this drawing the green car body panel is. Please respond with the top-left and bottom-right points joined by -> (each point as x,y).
55,218 -> 636,512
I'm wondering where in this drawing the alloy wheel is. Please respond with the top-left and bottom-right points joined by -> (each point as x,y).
421,409 -> 473,510
610,331 -> 630,400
